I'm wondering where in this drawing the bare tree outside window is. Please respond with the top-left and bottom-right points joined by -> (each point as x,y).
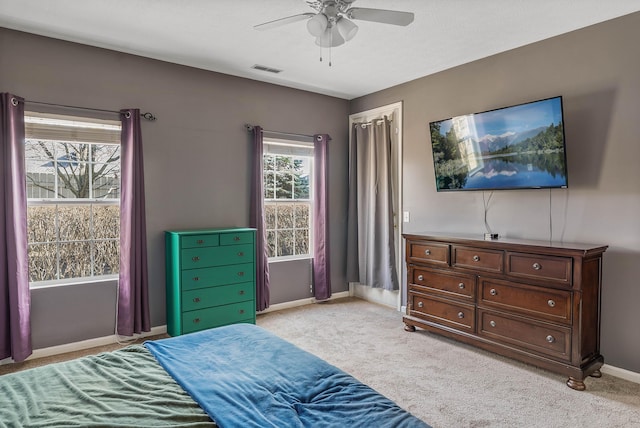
25,125 -> 121,283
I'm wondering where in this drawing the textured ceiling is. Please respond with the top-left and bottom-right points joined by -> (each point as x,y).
1,0 -> 639,99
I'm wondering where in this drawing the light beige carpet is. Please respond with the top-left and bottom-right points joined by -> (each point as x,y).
257,298 -> 640,428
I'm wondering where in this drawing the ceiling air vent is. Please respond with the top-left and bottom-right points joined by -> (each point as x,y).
251,64 -> 283,74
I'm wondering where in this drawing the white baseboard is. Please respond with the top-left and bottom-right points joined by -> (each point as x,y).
601,364 -> 640,385
1,326 -> 168,364
258,291 -> 351,314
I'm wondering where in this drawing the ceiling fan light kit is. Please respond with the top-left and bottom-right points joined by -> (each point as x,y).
254,0 -> 414,65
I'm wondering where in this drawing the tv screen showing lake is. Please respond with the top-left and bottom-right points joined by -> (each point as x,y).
429,97 -> 568,191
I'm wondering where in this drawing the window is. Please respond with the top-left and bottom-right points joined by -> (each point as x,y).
263,140 -> 314,260
24,112 -> 122,285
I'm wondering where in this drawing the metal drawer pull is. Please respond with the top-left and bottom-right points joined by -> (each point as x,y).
417,274 -> 424,281
457,312 -> 464,319
546,335 -> 555,343
473,255 -> 480,262
234,236 -> 241,241
237,272 -> 245,277
192,256 -> 200,262
548,299 -> 556,308
417,301 -> 424,308
193,318 -> 201,324
239,290 -> 245,295
239,309 -> 245,314
192,277 -> 199,281
490,288 -> 497,296
533,262 -> 542,270
196,239 -> 204,244
193,297 -> 201,303
424,249 -> 431,256
489,320 -> 496,327
458,282 -> 465,289
237,252 -> 244,257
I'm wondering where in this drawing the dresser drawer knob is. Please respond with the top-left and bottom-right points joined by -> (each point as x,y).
192,277 -> 199,281
193,318 -> 201,324
234,236 -> 241,241
457,312 -> 464,319
192,256 -> 200,262
237,271 -> 245,277
489,320 -> 496,327
417,274 -> 424,281
424,249 -> 431,256
473,255 -> 480,262
193,297 -> 201,303
458,282 -> 465,289
237,252 -> 244,257
548,299 -> 556,308
196,239 -> 205,245
490,288 -> 498,296
417,301 -> 424,308
239,290 -> 245,295
239,309 -> 245,314
533,262 -> 542,270
546,335 -> 555,343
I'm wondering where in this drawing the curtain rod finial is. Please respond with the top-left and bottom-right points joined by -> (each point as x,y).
245,124 -> 254,132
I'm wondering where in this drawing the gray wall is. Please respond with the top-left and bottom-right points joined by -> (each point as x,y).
350,12 -> 640,373
0,28 -> 349,349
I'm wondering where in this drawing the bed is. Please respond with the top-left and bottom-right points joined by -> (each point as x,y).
0,323 -> 429,427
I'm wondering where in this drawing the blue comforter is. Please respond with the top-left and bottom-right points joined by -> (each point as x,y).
145,323 -> 429,428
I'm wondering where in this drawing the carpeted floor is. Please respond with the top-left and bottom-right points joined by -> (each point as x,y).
256,298 -> 640,428
2,297 -> 639,427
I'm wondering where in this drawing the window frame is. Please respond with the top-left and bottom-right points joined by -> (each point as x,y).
263,139 -> 314,262
24,112 -> 122,287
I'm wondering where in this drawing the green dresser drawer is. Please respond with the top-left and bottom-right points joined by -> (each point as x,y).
181,263 -> 255,291
182,301 -> 255,334
220,231 -> 254,246
181,234 -> 219,249
182,282 -> 255,312
181,243 -> 254,269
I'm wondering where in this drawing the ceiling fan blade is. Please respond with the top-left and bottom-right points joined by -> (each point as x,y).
254,13 -> 315,31
347,8 -> 414,26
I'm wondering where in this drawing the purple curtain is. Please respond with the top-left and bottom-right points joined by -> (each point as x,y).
0,93 -> 32,362
250,126 -> 270,311
313,134 -> 331,300
117,109 -> 150,336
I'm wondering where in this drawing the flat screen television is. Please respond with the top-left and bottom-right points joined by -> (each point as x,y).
429,96 -> 568,191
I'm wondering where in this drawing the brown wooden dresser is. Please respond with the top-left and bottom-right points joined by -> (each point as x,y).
402,232 -> 607,390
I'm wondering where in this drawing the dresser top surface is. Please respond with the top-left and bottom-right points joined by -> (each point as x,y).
166,227 -> 256,236
403,232 -> 608,255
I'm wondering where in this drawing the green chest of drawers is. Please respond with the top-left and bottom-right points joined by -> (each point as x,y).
165,227 -> 256,336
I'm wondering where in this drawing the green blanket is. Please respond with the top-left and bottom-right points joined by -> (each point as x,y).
0,345 -> 215,427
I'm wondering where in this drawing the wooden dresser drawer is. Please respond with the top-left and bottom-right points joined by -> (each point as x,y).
181,263 -> 255,291
479,278 -> 572,324
181,234 -> 219,249
506,252 -> 573,286
478,309 -> 571,361
182,301 -> 255,334
181,243 -> 254,269
410,267 -> 475,301
408,241 -> 450,266
409,294 -> 474,332
220,231 -> 254,246
453,246 -> 504,273
182,282 -> 255,312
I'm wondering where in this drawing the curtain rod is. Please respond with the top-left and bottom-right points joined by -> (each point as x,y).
245,124 -> 315,140
19,98 -> 157,121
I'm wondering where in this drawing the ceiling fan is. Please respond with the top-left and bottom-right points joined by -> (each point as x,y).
254,0 -> 415,49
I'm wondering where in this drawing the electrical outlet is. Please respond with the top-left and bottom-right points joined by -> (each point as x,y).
403,211 -> 410,222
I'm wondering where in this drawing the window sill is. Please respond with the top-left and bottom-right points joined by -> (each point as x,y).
268,255 -> 313,264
